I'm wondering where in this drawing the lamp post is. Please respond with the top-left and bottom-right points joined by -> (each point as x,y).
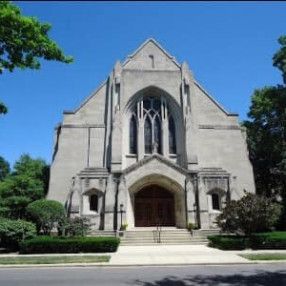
120,203 -> 124,230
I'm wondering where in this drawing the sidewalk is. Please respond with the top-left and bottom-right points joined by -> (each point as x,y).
109,245 -> 251,266
1,245 -> 286,267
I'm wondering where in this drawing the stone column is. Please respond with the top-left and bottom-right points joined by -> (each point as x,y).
186,175 -> 197,225
198,177 -> 209,229
117,175 -> 127,230
104,175 -> 117,230
181,62 -> 198,171
111,62 -> 123,172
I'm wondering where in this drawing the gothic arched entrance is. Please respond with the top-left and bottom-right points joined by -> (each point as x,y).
135,184 -> 175,227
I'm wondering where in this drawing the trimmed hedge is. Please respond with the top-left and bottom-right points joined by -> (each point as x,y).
207,235 -> 248,250
251,232 -> 286,249
208,232 -> 286,250
20,236 -> 120,254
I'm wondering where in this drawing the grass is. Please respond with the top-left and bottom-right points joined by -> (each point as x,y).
0,255 -> 110,265
240,253 -> 286,261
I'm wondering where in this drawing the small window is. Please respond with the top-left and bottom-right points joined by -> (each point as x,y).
89,194 -> 98,212
212,193 -> 220,210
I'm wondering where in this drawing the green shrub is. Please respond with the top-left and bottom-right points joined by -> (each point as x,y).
208,235 -> 249,250
0,218 -> 36,250
26,199 -> 66,235
250,232 -> 286,249
58,217 -> 93,237
187,222 -> 195,231
215,192 -> 281,237
20,236 -> 120,254
208,232 -> 286,250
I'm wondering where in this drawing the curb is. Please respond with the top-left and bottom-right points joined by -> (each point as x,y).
1,261 -> 284,268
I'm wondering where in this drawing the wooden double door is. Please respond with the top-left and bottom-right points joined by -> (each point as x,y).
135,185 -> 175,227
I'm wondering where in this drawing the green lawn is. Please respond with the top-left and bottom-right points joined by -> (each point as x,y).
0,255 -> 110,265
240,253 -> 286,261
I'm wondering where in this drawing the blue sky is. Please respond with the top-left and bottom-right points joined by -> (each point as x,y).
1,1 -> 285,168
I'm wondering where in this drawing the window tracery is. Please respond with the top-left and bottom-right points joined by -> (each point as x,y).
129,95 -> 177,156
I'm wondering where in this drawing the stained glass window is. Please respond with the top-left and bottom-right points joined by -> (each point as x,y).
129,115 -> 137,154
169,116 -> 176,154
154,116 -> 161,154
144,116 -> 152,154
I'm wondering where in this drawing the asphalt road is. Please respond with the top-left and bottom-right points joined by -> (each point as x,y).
0,264 -> 285,286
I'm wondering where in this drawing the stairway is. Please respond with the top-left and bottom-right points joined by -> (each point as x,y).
120,229 -> 220,246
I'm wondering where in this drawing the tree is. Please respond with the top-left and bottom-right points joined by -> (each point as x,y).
0,1 -> 73,114
244,36 -> 286,229
0,154 -> 49,219
273,36 -> 286,84
216,192 -> 281,237
26,199 -> 66,235
0,156 -> 10,181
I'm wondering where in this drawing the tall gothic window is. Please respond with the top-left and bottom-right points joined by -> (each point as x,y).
143,98 -> 162,154
144,116 -> 152,154
154,116 -> 161,154
168,115 -> 176,154
129,94 -> 177,156
129,115 -> 137,154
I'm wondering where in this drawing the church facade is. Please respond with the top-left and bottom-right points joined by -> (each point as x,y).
47,39 -> 255,230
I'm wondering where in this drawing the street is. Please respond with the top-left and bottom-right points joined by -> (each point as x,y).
0,264 -> 285,286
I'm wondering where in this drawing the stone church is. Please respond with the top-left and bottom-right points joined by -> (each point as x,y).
47,39 -> 255,231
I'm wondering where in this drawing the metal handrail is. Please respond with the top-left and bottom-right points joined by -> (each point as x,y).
156,219 -> 162,243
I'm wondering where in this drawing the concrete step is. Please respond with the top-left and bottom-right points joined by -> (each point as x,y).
120,229 -> 211,245
88,231 -> 117,237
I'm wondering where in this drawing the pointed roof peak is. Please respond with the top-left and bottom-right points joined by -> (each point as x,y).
122,38 -> 181,68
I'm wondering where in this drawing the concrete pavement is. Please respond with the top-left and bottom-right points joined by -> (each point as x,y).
109,244 -> 250,265
1,245 -> 286,267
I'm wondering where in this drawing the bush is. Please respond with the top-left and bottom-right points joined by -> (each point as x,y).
208,232 -> 286,250
250,232 -> 286,249
26,199 -> 66,235
0,218 -> 36,250
20,236 -> 120,254
58,217 -> 93,237
208,235 -> 249,250
216,192 -> 281,236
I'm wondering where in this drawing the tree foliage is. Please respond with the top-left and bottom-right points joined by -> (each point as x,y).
0,1 -> 73,74
243,36 -> 286,229
0,156 -> 10,181
26,199 -> 66,235
273,36 -> 286,84
0,154 -> 49,219
216,192 -> 281,237
0,1 -> 73,115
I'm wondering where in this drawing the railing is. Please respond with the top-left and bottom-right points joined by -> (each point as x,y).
156,219 -> 162,243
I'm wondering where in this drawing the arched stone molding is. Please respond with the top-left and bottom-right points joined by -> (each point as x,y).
124,162 -> 186,228
122,86 -> 185,167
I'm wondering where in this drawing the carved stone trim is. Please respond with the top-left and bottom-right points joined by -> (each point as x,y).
123,153 -> 189,176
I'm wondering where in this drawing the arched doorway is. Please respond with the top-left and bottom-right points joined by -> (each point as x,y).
135,185 -> 175,227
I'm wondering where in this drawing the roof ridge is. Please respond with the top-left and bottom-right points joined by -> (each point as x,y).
122,38 -> 181,68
